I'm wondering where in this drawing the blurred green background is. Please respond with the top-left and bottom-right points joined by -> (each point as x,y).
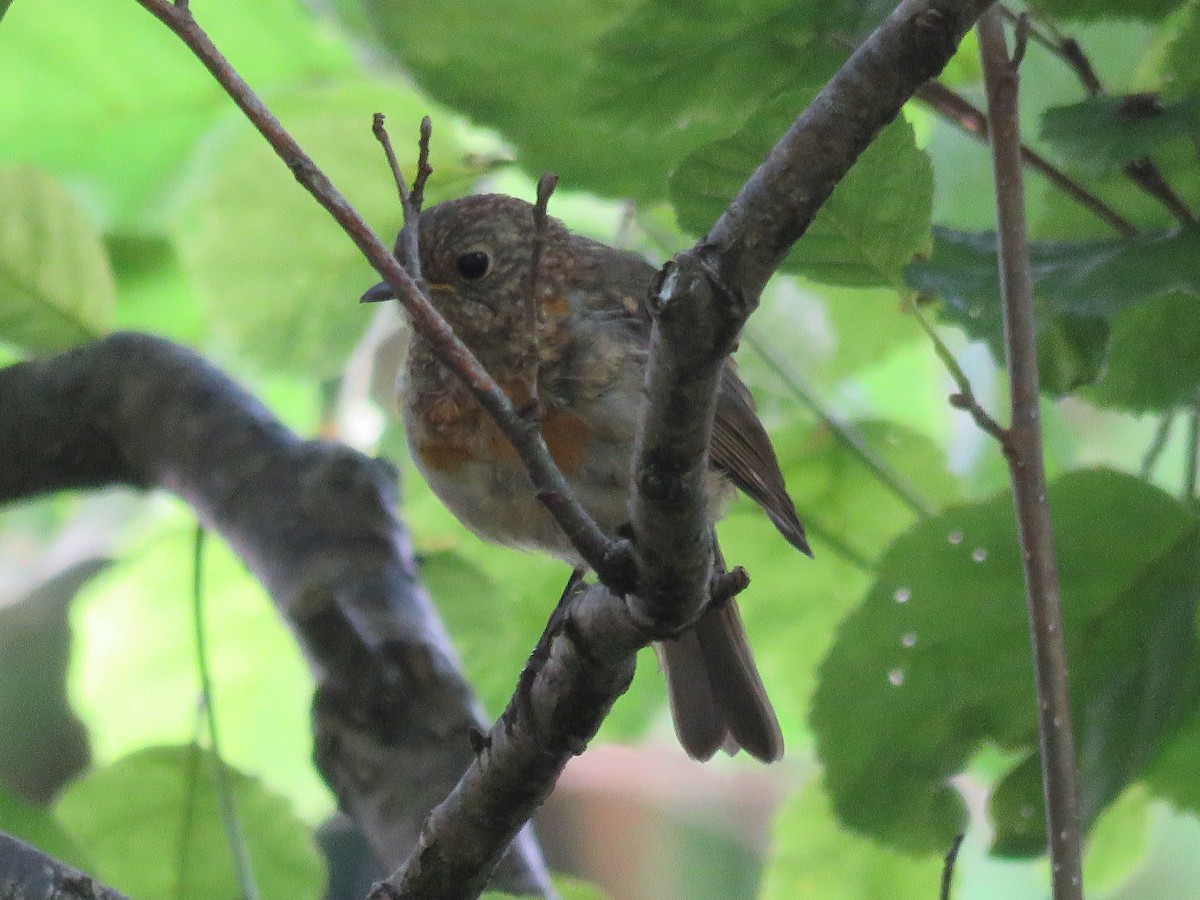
2,0 -> 1200,897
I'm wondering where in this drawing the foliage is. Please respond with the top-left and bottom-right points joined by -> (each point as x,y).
1,0 -> 1200,898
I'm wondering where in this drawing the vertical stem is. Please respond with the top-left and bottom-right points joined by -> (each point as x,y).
1185,405 -> 1200,500
978,10 -> 1084,899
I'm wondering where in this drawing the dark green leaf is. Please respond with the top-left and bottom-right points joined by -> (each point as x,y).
56,745 -> 326,900
1085,291 -> 1200,412
812,469 -> 1200,855
1040,94 -> 1200,174
0,167 -> 114,352
907,227 -> 1200,395
1029,0 -> 1187,22
674,106 -> 932,288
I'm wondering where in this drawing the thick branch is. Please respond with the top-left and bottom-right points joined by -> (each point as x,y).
629,0 -> 996,628
0,830 -> 128,900
0,334 -> 553,898
382,582 -> 642,899
978,10 -> 1083,898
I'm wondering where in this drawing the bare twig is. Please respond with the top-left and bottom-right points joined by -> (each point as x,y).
978,10 -> 1083,898
939,832 -> 965,900
1185,404 -> 1199,500
909,301 -> 1010,447
520,172 -> 560,411
191,526 -> 259,900
373,114 -> 424,285
1141,413 -> 1174,479
133,0 -> 627,588
411,115 -> 433,213
914,81 -> 1138,236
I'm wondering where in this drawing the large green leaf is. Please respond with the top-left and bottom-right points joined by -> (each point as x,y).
0,0 -> 351,232
175,79 -> 486,378
56,745 -> 326,900
760,782 -> 943,900
0,166 -> 114,352
673,102 -> 932,289
1040,94 -> 1200,175
812,469 -> 1200,855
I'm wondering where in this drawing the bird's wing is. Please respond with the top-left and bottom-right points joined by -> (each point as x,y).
711,367 -> 810,555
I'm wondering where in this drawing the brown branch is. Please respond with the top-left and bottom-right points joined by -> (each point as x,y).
0,334 -> 554,899
0,830 -> 129,900
378,580 -> 645,899
914,80 -> 1138,236
132,0 -> 627,589
999,4 -> 1197,227
978,10 -> 1083,898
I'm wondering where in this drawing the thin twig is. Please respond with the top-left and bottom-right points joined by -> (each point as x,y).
133,0 -> 626,588
373,114 -> 424,284
411,115 -> 433,213
939,832 -> 965,900
1185,405 -> 1199,500
978,10 -> 1084,898
519,173 -> 559,411
914,81 -> 1138,237
909,301 -> 1010,447
1141,413 -> 1174,479
191,526 -> 259,900
744,331 -> 935,519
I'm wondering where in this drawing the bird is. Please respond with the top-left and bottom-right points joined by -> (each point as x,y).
362,193 -> 809,762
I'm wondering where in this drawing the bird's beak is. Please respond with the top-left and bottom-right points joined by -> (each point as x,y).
360,281 -> 394,304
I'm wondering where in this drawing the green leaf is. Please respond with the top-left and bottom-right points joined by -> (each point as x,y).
0,166 -> 114,352
1040,94 -> 1200,174
1164,7 -> 1200,98
0,785 -> 92,873
365,0 -> 667,200
907,227 -> 1200,395
175,79 -> 486,378
759,781 -> 943,899
70,521 -> 332,821
0,0 -> 351,232
1029,0 -> 1188,22
812,469 -> 1200,855
673,105 -> 932,289
56,745 -> 326,900
1085,291 -> 1200,412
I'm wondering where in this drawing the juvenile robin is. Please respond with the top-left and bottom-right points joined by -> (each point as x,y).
362,193 -> 809,763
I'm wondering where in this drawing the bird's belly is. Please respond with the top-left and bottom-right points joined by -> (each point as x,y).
410,429 -> 632,564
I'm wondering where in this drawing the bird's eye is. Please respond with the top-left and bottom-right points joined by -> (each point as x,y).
456,250 -> 490,281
